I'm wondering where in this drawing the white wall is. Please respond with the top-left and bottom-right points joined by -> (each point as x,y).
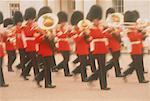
20,0 -> 44,16
124,0 -> 150,20
98,0 -> 113,19
0,1 -> 13,18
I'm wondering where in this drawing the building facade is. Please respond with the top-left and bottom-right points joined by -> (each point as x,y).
0,0 -> 149,20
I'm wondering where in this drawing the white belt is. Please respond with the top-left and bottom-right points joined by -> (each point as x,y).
25,37 -> 35,40
90,38 -> 108,51
131,41 -> 141,45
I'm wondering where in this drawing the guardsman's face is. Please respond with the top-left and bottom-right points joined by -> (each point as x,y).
17,22 -> 22,26
93,19 -> 99,26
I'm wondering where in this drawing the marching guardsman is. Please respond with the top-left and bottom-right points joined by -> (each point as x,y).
35,6 -> 56,88
123,11 -> 149,83
86,5 -> 110,90
0,11 -> 9,87
3,18 -> 16,72
71,11 -> 96,75
54,11 -> 72,77
71,11 -> 84,67
70,11 -> 91,82
21,7 -> 39,80
104,8 -> 124,77
13,11 -> 26,73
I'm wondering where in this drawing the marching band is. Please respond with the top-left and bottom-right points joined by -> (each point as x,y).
0,5 -> 149,91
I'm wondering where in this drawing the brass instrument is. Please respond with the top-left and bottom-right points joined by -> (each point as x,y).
37,13 -> 58,39
37,13 -> 59,51
77,19 -> 92,43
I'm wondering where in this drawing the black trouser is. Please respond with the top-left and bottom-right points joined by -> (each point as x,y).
22,52 -> 39,77
78,55 -> 87,81
35,56 -> 55,87
7,50 -> 16,71
105,51 -> 122,77
95,54 -> 108,89
123,54 -> 145,82
43,56 -> 54,87
55,51 -> 71,76
18,49 -> 26,72
0,57 -> 5,86
72,53 -> 96,74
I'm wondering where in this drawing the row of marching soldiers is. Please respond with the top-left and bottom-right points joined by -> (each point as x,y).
0,4 -> 149,90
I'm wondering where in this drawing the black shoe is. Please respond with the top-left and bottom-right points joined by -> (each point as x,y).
144,71 -> 148,74
82,78 -> 88,82
8,69 -> 14,72
26,74 -> 31,76
45,85 -> 56,88
102,87 -> 111,90
116,74 -> 125,77
65,74 -> 73,77
52,68 -> 58,72
139,80 -> 149,83
0,84 -> 9,87
37,81 -> 42,87
22,76 -> 29,80
123,76 -> 127,83
16,65 -> 22,69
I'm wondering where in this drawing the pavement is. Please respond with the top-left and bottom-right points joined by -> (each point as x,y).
0,53 -> 150,101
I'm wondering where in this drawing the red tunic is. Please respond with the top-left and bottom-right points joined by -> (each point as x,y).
127,31 -> 143,55
15,25 -> 25,49
4,31 -> 16,51
108,33 -> 121,52
0,35 -> 4,57
23,22 -> 38,52
35,34 -> 53,57
56,28 -> 70,51
74,30 -> 89,55
90,28 -> 109,54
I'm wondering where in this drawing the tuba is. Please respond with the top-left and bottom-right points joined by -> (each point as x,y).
37,13 -> 59,51
37,13 -> 58,39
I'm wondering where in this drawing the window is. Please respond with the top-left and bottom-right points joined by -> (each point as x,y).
9,3 -> 20,17
113,0 -> 124,13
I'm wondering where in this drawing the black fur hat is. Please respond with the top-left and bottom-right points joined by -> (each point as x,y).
24,7 -> 36,21
132,10 -> 140,22
38,6 -> 52,19
13,11 -> 23,25
71,11 -> 83,26
124,10 -> 140,22
3,18 -> 13,27
106,7 -> 115,18
57,11 -> 68,24
0,11 -> 3,24
87,5 -> 102,21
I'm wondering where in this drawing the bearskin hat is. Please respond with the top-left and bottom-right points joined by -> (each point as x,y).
106,7 -> 115,18
3,18 -> 13,28
38,6 -> 52,19
57,11 -> 68,24
87,5 -> 102,21
24,7 -> 36,21
124,10 -> 140,22
132,10 -> 140,22
71,11 -> 83,26
13,11 -> 23,25
0,11 -> 3,24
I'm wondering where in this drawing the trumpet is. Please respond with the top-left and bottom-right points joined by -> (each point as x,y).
77,19 -> 92,43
